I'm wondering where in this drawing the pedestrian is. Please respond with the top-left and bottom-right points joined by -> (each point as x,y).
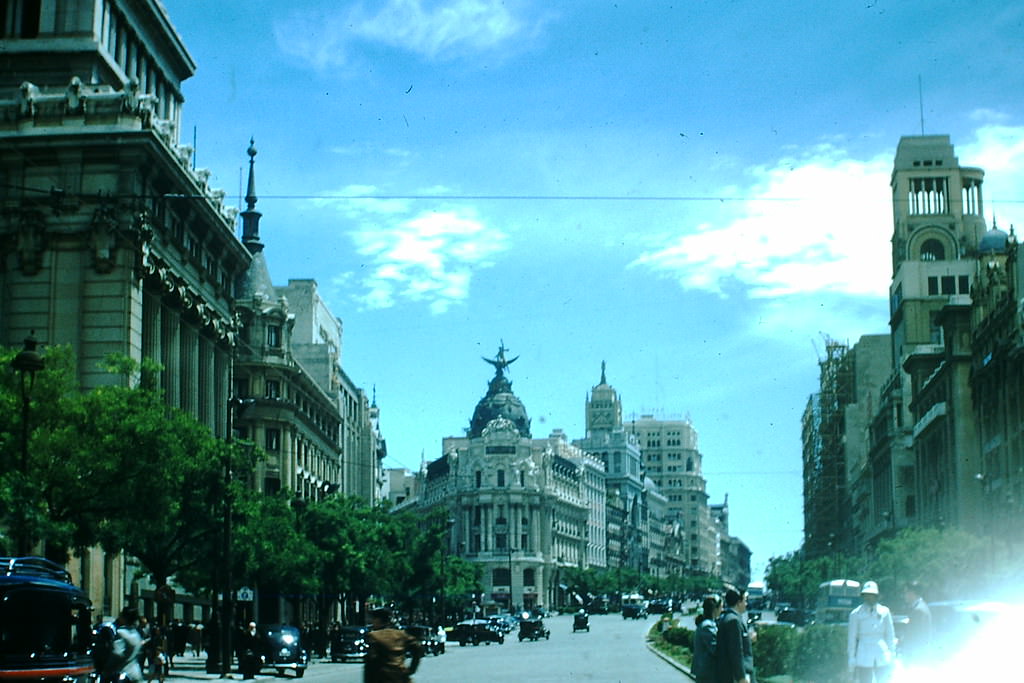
102,607 -> 145,683
692,594 -> 722,683
899,580 -> 932,667
716,588 -> 755,683
364,607 -> 423,683
847,580 -> 895,683
236,621 -> 263,680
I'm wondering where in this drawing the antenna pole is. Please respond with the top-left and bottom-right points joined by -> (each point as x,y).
918,75 -> 925,134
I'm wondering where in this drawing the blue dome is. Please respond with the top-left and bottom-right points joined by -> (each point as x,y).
979,227 -> 1009,254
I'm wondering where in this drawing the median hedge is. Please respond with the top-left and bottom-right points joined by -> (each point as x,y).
648,622 -> 848,682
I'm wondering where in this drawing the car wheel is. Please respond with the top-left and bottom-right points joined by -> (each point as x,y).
277,669 -> 285,676
459,640 -> 466,647
295,670 -> 305,678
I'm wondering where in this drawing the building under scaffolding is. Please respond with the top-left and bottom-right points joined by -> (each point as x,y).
802,339 -> 855,559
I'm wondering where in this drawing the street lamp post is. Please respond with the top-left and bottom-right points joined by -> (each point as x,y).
507,546 -> 515,614
11,332 -> 43,557
440,517 -> 454,627
219,396 -> 253,678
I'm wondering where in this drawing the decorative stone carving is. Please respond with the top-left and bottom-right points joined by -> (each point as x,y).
482,416 -> 519,437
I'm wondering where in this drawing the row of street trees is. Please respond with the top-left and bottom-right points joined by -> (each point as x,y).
0,345 -> 481,624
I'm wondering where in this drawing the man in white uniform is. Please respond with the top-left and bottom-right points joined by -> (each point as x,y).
847,581 -> 895,683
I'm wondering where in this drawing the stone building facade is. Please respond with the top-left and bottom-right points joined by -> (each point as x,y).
0,0 -> 250,618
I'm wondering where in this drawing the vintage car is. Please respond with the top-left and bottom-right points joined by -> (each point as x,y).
517,617 -> 550,641
331,625 -> 371,662
572,611 -> 590,632
449,619 -> 504,646
258,624 -> 308,677
621,603 -> 648,620
405,624 -> 445,656
0,556 -> 94,683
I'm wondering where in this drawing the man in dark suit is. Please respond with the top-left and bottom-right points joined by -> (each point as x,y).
717,588 -> 755,683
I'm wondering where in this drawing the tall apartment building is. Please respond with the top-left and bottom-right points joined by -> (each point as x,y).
0,0 -> 250,617
627,414 -> 715,574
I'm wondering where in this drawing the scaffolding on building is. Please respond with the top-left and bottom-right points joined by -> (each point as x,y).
802,338 -> 855,559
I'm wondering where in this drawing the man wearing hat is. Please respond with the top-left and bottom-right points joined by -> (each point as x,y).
364,607 -> 423,683
847,581 -> 895,683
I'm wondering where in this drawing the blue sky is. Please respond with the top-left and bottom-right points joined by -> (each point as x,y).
162,0 -> 1024,577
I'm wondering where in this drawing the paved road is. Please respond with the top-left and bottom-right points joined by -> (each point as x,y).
166,612 -> 687,682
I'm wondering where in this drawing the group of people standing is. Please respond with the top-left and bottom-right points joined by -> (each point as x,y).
691,588 -> 756,683
690,580 -> 932,683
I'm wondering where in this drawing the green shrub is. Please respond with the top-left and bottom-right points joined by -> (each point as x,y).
661,626 -> 693,650
751,624 -> 800,678
789,624 -> 848,683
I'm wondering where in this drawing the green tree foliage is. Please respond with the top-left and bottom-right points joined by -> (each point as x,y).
751,624 -> 801,679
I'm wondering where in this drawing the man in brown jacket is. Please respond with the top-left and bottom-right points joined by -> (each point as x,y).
364,607 -> 423,683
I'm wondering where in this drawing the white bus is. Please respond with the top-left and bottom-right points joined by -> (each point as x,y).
815,579 -> 861,624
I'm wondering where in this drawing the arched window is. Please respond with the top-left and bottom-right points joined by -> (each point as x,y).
686,457 -> 694,472
920,239 -> 945,261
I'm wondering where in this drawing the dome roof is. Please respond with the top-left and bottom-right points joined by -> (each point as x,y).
979,226 -> 1009,254
469,372 -> 531,439
469,345 -> 531,439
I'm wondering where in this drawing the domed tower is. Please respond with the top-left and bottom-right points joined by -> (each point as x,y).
469,342 -> 531,438
586,361 -> 623,435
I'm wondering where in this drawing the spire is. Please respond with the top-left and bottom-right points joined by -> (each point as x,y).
240,137 -> 264,254
600,360 -> 606,385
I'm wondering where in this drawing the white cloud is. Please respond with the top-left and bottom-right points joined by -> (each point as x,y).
275,0 -> 530,69
630,144 -> 894,299
630,125 -> 1024,345
324,188 -> 509,313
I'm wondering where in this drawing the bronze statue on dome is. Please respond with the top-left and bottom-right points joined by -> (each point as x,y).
483,340 -> 518,376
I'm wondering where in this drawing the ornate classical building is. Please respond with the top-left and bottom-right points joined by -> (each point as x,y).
0,0 -> 249,618
421,345 -> 598,612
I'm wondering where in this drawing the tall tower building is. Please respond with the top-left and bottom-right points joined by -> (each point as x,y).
887,135 -> 986,533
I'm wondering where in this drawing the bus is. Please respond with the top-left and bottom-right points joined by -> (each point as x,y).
815,579 -> 861,624
0,556 -> 94,682
746,582 -> 766,611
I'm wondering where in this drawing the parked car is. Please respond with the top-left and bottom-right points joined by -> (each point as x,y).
622,603 -> 648,620
777,608 -> 813,627
331,625 -> 370,662
405,624 -> 445,656
258,624 -> 308,678
449,619 -> 504,646
487,614 -> 516,634
648,599 -> 672,614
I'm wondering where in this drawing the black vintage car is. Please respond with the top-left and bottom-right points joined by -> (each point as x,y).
405,625 -> 445,656
258,624 -> 308,677
517,617 -> 550,641
331,625 -> 371,662
621,603 -> 648,620
449,619 -> 504,646
572,611 -> 590,632
0,557 -> 94,683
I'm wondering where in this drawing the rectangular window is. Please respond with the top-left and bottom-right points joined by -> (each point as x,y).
927,277 -> 939,296
265,379 -> 280,399
497,469 -> 505,487
265,428 -> 280,452
940,276 -> 955,295
475,471 -> 482,488
521,533 -> 528,551
495,533 -> 507,550
267,325 -> 281,347
234,377 -> 249,398
958,275 -> 970,294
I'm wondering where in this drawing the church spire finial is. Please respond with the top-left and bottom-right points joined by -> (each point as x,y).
240,137 -> 264,254
600,360 -> 606,385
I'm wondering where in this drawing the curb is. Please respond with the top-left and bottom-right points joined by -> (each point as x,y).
645,641 -> 695,681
